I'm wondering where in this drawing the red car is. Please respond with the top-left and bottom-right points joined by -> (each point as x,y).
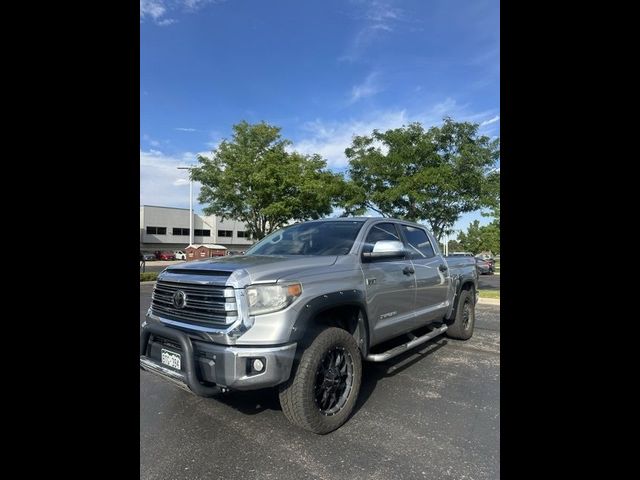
157,251 -> 176,261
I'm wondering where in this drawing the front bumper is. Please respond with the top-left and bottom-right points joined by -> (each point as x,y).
140,323 -> 297,396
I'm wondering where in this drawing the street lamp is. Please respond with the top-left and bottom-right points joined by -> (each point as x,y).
177,166 -> 195,246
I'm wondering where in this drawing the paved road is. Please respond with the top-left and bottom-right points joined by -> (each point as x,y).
478,273 -> 500,291
140,284 -> 500,480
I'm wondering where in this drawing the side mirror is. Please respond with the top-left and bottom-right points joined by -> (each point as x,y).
362,240 -> 406,261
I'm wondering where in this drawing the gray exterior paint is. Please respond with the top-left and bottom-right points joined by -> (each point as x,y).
142,217 -> 477,394
140,218 -> 478,416
150,217 -> 475,348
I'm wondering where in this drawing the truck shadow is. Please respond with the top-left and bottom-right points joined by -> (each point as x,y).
352,338 -> 448,417
214,387 -> 282,415
214,337 -> 448,417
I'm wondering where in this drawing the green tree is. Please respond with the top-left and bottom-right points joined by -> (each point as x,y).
481,169 -> 500,226
457,220 -> 500,254
343,118 -> 500,240
192,121 -> 345,240
446,239 -> 462,252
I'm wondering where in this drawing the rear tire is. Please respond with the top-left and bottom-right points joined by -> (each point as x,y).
279,327 -> 362,434
446,288 -> 475,340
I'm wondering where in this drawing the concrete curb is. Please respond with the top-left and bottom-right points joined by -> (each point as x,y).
140,281 -> 157,285
478,297 -> 500,305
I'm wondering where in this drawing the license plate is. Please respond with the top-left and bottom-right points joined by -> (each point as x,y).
161,349 -> 181,370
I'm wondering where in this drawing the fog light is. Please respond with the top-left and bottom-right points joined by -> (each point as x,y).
252,359 -> 265,372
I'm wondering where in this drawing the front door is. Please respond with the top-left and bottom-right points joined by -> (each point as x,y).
360,222 -> 417,346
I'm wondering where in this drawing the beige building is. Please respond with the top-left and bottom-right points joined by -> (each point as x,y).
140,205 -> 255,252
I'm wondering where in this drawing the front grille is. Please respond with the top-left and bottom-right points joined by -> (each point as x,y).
151,280 -> 237,327
152,335 -> 181,351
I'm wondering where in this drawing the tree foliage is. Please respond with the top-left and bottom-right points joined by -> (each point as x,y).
481,170 -> 500,226
343,118 -> 500,240
457,220 -> 500,254
445,239 -> 462,252
192,121 -> 345,240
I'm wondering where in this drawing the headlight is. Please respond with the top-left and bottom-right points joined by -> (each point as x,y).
246,283 -> 302,316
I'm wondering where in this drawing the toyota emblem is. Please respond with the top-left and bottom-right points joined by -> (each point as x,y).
172,290 -> 186,309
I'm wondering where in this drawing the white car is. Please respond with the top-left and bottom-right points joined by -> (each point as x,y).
174,250 -> 186,260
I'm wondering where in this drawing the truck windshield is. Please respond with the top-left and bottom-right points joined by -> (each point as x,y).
245,221 -> 365,256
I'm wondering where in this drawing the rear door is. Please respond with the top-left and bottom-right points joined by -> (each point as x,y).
398,224 -> 450,324
360,222 -> 417,345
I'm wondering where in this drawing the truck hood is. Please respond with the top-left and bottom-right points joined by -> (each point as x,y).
163,255 -> 339,286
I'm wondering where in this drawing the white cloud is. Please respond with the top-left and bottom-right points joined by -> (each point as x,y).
140,149 -> 202,208
140,0 -> 166,21
295,110 -> 408,169
142,133 -> 162,147
363,0 -> 401,26
175,127 -> 197,132
480,115 -> 500,126
140,100 -> 499,207
140,0 -> 225,26
341,0 -> 405,61
157,18 -> 176,26
293,99 -> 498,169
350,72 -> 382,104
184,0 -> 225,9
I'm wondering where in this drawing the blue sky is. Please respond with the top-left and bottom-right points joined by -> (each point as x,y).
140,0 -> 499,237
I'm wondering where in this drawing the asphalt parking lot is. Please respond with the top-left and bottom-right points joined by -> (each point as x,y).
478,273 -> 500,291
140,284 -> 500,480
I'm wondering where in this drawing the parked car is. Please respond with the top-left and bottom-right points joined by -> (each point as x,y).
141,252 -> 156,261
140,217 -> 478,434
475,257 -> 494,275
174,250 -> 186,260
226,250 -> 244,256
475,254 -> 495,271
448,252 -> 475,257
158,251 -> 176,261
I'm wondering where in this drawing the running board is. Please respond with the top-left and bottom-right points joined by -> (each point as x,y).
365,325 -> 448,362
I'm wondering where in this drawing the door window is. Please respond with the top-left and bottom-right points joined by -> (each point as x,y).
363,223 -> 403,255
400,225 -> 436,259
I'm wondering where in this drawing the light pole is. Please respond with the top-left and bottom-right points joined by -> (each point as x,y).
177,166 -> 195,246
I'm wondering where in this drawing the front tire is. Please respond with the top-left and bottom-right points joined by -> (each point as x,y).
279,327 -> 362,434
446,288 -> 476,340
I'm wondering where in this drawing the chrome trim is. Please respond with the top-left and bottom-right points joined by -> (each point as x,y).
229,287 -> 253,339
365,324 -> 448,362
147,310 -> 242,334
172,290 -> 186,309
152,280 -> 236,326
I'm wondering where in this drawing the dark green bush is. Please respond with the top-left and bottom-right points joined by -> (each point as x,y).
140,272 -> 159,282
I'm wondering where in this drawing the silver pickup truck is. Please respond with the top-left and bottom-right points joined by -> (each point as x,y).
140,217 -> 478,433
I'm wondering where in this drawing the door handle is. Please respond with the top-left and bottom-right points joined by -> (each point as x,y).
402,266 -> 415,275
438,264 -> 448,272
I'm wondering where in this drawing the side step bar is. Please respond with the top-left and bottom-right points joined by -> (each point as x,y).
365,324 -> 448,362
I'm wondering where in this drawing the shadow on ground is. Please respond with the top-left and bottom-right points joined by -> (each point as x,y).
213,336 -> 449,418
